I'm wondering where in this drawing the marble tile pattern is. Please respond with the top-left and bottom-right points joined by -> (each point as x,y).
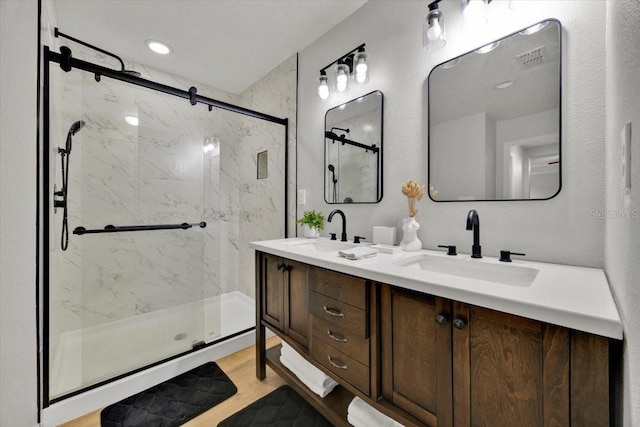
48,45 -> 295,350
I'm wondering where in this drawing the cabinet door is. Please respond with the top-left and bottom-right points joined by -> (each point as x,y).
452,302 -> 570,427
285,260 -> 309,348
260,254 -> 284,331
381,285 -> 453,427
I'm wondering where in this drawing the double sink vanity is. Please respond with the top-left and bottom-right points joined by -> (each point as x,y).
252,236 -> 621,427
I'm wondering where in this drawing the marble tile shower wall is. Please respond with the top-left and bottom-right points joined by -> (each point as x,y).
50,47 -> 293,336
238,55 -> 296,297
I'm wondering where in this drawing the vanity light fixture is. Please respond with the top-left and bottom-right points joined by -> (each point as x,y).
425,0 -> 446,51
145,39 -> 172,55
318,71 -> 330,101
316,43 -> 369,101
335,63 -> 350,92
353,48 -> 369,83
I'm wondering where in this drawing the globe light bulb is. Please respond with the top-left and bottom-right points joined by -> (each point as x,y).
317,74 -> 329,100
427,17 -> 442,41
335,64 -> 349,92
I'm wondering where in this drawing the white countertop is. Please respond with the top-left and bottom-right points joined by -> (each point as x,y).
251,237 -> 623,340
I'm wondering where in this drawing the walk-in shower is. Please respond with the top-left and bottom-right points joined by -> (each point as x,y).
42,39 -> 288,408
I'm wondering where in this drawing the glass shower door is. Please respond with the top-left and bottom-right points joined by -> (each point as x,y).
48,65 -> 210,398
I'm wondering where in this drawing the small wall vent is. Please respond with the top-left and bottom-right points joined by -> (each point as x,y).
515,45 -> 548,70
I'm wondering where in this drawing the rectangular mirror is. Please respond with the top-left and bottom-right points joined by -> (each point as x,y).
325,90 -> 383,203
428,19 -> 561,201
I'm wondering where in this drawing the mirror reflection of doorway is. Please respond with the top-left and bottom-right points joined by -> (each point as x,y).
505,134 -> 559,199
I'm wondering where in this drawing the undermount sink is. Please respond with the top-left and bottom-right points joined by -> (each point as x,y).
284,239 -> 357,253
394,254 -> 539,287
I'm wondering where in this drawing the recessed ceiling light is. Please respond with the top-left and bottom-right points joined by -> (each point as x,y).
496,80 -> 515,89
475,41 -> 500,54
125,116 -> 139,126
145,39 -> 172,55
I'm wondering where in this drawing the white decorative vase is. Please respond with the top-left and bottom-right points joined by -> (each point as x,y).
400,217 -> 422,252
303,225 -> 320,238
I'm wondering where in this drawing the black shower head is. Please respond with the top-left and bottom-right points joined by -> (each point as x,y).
328,164 -> 335,172
69,120 -> 85,136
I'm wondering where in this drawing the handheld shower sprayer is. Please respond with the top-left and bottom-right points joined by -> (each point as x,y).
328,164 -> 338,203
55,120 -> 85,250
65,120 -> 85,154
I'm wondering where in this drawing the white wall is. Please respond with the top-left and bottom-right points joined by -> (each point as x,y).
297,0 -> 606,267
0,1 -> 39,425
605,1 -> 640,425
432,112 -> 488,200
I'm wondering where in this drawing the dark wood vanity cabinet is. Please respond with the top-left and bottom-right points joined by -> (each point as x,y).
256,252 -> 612,427
380,284 -> 610,427
380,286 -> 453,426
258,253 -> 309,348
308,267 -> 371,395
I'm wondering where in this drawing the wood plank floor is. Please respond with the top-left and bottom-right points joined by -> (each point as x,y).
61,337 -> 286,427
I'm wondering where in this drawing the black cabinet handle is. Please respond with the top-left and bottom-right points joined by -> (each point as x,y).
277,263 -> 293,272
453,318 -> 466,330
435,314 -> 448,326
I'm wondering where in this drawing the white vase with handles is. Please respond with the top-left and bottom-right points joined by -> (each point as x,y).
400,217 -> 422,251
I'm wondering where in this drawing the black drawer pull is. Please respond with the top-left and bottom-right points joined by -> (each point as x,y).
327,330 -> 348,343
327,355 -> 348,370
323,306 -> 344,317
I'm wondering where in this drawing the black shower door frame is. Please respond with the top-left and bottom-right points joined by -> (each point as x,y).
41,45 -> 289,406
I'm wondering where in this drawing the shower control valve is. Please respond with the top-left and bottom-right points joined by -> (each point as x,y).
53,184 -> 66,212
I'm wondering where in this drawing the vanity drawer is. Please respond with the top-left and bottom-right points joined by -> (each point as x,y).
312,338 -> 369,395
312,315 -> 370,366
309,267 -> 367,310
309,291 -> 367,338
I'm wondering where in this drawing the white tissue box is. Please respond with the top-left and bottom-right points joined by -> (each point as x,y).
373,226 -> 396,246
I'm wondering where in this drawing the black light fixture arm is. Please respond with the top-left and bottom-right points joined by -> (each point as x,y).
319,43 -> 366,74
428,0 -> 442,11
55,27 -> 126,72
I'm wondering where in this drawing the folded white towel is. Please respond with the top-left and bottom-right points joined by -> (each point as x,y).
280,342 -> 338,398
338,246 -> 378,260
347,397 -> 405,427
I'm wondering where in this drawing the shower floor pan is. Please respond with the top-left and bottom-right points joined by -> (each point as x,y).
50,291 -> 254,399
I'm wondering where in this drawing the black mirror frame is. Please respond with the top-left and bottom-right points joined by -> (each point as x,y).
427,18 -> 562,202
323,90 -> 384,204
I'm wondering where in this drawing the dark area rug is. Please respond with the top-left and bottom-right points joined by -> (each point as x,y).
218,385 -> 333,427
101,362 -> 237,427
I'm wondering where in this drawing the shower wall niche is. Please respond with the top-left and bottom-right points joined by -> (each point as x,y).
46,50 -> 290,400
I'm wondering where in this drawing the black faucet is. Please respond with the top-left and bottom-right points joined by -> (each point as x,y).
466,209 -> 482,258
328,209 -> 347,242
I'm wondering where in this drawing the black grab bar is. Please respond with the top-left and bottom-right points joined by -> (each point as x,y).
73,222 -> 207,235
